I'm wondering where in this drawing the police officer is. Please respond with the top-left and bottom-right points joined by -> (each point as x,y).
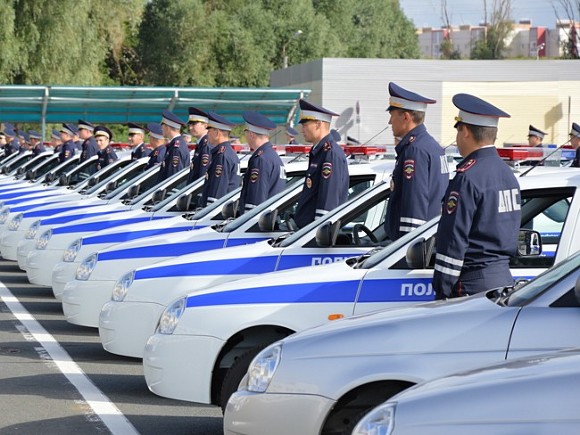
3,126 -> 20,157
17,131 -> 30,153
200,111 -> 240,207
94,126 -> 118,170
527,124 -> 546,147
570,122 -> 580,168
58,123 -> 77,162
28,130 -> 46,155
294,99 -> 349,229
78,119 -> 98,162
286,126 -> 299,144
51,129 -> 63,154
433,93 -> 521,299
144,122 -> 167,170
157,109 -> 190,182
238,111 -> 285,215
384,82 -> 449,241
186,107 -> 211,183
127,122 -> 150,160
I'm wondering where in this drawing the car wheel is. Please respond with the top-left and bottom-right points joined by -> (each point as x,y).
219,344 -> 266,412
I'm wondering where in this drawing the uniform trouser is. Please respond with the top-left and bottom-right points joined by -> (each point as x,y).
451,264 -> 514,297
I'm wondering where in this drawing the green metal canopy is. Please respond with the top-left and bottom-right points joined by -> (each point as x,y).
0,85 -> 310,137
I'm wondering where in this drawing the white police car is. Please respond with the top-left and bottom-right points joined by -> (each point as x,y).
141,171 -> 580,411
62,161 -> 394,328
352,347 -> 580,435
2,157 -> 159,263
98,178 -> 396,357
224,248 -> 580,435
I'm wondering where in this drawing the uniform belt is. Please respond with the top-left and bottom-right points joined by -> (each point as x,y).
460,264 -> 508,281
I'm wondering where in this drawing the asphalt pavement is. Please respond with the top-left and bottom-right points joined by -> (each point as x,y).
0,259 -> 223,435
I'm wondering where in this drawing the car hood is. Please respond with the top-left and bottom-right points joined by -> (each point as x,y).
281,293 -> 519,356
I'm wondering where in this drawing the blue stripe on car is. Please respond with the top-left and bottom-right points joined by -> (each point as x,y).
11,200 -> 70,212
27,204 -> 116,219
276,253 -> 362,270
4,193 -> 64,205
39,209 -> 127,225
104,239 -> 226,262
134,255 -> 280,280
82,226 -> 194,245
51,216 -> 169,235
186,280 -> 361,307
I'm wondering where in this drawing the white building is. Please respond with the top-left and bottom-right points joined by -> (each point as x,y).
270,59 -> 580,148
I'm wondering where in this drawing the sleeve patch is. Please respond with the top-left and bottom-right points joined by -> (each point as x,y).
321,162 -> 333,179
403,159 -> 415,179
215,164 -> 223,177
250,168 -> 259,183
172,156 -> 179,166
446,191 -> 459,214
201,154 -> 209,166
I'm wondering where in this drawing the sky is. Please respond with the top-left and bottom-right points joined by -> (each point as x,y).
399,0 -> 562,29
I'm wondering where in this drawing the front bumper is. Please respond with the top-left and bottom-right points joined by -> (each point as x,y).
62,279 -> 116,327
143,333 -> 224,404
224,389 -> 334,435
16,238 -> 35,270
26,248 -> 63,286
0,229 -> 27,261
52,261 -> 81,300
99,300 -> 165,358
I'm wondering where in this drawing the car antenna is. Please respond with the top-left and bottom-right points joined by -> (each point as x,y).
519,138 -> 571,177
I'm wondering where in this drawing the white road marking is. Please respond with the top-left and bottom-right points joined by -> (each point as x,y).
0,283 -> 140,435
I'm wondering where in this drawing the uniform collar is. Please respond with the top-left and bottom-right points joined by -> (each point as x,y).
253,141 -> 273,155
458,145 -> 497,165
197,134 -> 208,145
396,124 -> 427,154
311,133 -> 335,155
211,140 -> 231,154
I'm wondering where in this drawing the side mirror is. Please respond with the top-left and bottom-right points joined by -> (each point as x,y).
45,172 -> 54,182
25,169 -> 35,180
151,189 -> 166,204
88,176 -> 99,187
58,174 -> 70,186
406,237 -> 427,269
105,180 -> 117,192
221,200 -> 238,220
126,184 -> 140,199
176,193 -> 192,211
315,220 -> 341,247
574,276 -> 580,306
2,166 -> 10,174
517,229 -> 542,256
258,209 -> 278,232
17,166 -> 26,175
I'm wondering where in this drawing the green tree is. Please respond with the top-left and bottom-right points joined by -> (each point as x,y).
470,0 -> 513,60
0,2 -> 18,83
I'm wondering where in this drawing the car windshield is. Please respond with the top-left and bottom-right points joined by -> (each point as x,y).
505,250 -> 580,306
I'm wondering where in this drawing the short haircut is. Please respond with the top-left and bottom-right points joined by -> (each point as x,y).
459,123 -> 497,144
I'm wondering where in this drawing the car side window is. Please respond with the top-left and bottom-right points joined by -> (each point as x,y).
511,189 -> 574,269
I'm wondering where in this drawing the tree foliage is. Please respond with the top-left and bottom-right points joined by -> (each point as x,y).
470,0 -> 513,59
0,0 -> 420,87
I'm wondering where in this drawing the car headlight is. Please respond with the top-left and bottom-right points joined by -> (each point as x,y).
25,220 -> 41,239
75,253 -> 98,280
156,297 -> 186,335
8,213 -> 23,231
351,402 -> 396,435
63,238 -> 82,262
111,270 -> 135,302
0,208 -> 10,224
35,229 -> 52,250
246,343 -> 282,393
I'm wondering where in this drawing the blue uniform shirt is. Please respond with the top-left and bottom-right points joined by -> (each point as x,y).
433,146 -> 521,298
32,143 -> 46,156
386,123 -> 449,240
5,138 -> 20,157
59,139 -> 76,163
187,134 -> 211,183
294,133 -> 349,228
80,136 -> 98,162
145,146 -> 166,171
131,143 -> 151,160
238,141 -> 285,214
201,141 -> 240,207
157,135 -> 190,181
96,145 -> 118,171
573,148 -> 580,168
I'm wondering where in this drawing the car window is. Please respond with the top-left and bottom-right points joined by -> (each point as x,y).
510,187 -> 575,269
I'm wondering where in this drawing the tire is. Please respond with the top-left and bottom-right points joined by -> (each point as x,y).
219,345 -> 266,412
